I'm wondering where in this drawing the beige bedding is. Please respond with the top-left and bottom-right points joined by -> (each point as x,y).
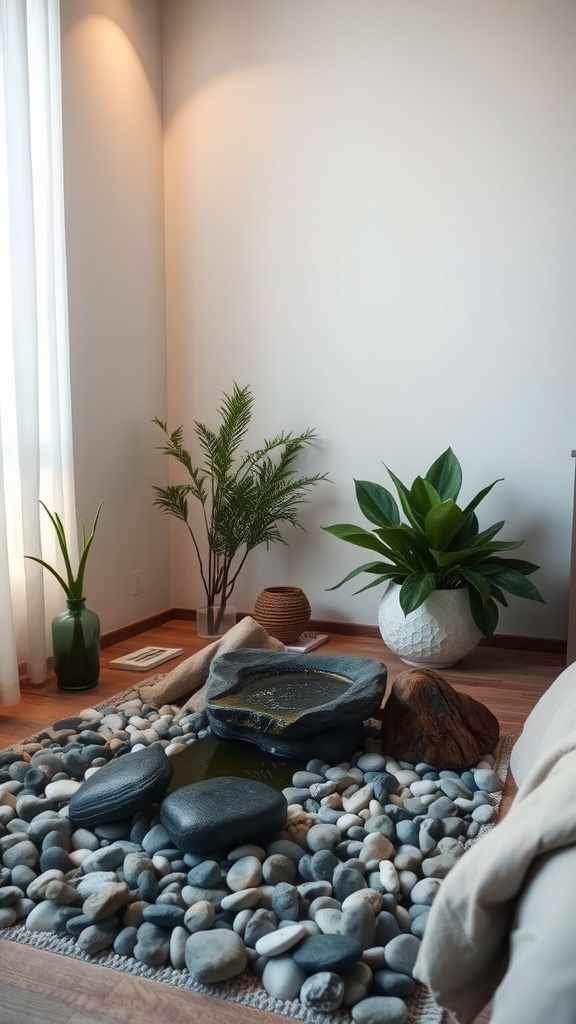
413,735 -> 576,1024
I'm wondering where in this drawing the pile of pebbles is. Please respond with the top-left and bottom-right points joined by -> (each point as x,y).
0,697 -> 502,1024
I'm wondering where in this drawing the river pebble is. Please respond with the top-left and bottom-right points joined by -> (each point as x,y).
0,695 -> 502,1021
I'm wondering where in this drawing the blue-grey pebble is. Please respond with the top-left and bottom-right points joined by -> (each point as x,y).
134,921 -> 171,966
294,933 -> 363,973
300,971 -> 344,1012
113,925 -> 138,956
351,995 -> 408,1024
373,969 -> 416,998
332,864 -> 367,902
187,860 -> 223,888
185,929 -> 247,982
271,881 -> 299,921
376,911 -> 401,946
384,933 -> 421,974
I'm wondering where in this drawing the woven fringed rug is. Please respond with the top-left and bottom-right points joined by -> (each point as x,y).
0,704 -> 513,1024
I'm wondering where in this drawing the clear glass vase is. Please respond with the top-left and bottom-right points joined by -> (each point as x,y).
196,604 -> 237,638
52,598 -> 100,691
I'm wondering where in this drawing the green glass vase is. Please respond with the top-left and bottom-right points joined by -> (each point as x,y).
52,598 -> 100,691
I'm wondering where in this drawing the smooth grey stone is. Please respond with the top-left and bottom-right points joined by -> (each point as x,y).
373,969 -> 416,998
133,921 -> 170,966
421,853 -> 458,879
310,849 -> 339,882
243,908 -> 277,948
340,900 -> 377,950
300,971 -> 344,1012
306,823 -> 341,853
161,777 -> 287,856
410,909 -> 430,939
384,933 -> 421,974
15,795 -> 57,823
141,824 -> 173,856
39,848 -> 73,873
472,803 -> 496,824
270,881 -> 299,921
169,924 -> 188,970
2,840 -> 39,870
293,933 -> 363,973
226,855 -> 262,891
376,911 -> 401,946
142,903 -> 185,928
77,917 -> 120,954
122,851 -> 155,887
351,995 -> 408,1023
0,907 -> 17,927
282,787 -> 310,805
183,899 -> 216,933
266,839 -> 306,865
297,880 -> 332,902
262,854 -> 297,885
28,816 -> 71,845
364,814 -> 396,841
332,864 -> 367,902
0,884 -> 25,906
394,820 -> 419,846
26,900 -> 80,933
473,768 -> 501,793
185,929 -> 248,982
439,777 -> 473,800
187,860 -> 223,888
82,881 -> 131,921
426,795 -> 457,819
113,925 -> 138,956
262,955 -> 307,1000
93,822 -> 130,842
75,872 -> 118,899
137,869 -> 158,904
82,846 -> 126,873
68,746 -> 174,827
255,923 -> 306,957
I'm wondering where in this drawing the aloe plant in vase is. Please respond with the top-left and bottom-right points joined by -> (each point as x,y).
26,501 -> 103,690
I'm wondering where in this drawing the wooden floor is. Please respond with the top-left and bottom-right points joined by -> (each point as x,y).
0,619 -> 565,1024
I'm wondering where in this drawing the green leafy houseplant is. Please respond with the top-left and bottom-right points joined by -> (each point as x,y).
323,447 -> 544,638
152,383 -> 329,635
26,501 -> 104,598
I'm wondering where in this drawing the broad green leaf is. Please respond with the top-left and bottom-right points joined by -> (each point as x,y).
484,569 -> 545,602
321,523 -> 391,556
409,477 -> 442,518
468,589 -> 499,637
354,480 -> 400,527
477,557 -> 540,575
425,448 -> 462,501
424,501 -> 466,551
459,567 -> 491,603
325,560 -> 392,591
386,467 -> 424,531
399,572 -> 438,614
375,524 -> 433,570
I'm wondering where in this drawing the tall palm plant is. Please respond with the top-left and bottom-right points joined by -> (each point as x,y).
153,384 -> 328,633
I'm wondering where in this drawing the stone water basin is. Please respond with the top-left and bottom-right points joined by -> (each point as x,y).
205,649 -> 387,763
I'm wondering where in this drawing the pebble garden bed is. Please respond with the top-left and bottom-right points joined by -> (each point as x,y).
0,696 -> 504,1024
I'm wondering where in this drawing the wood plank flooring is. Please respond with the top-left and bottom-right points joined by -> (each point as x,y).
0,620 -> 566,1024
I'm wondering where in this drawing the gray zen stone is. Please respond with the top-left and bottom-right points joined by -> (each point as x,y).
76,918 -> 120,954
351,995 -> 408,1024
160,777 -> 288,855
185,929 -> 248,982
293,933 -> 363,973
384,933 -> 421,974
133,921 -> 170,966
68,745 -> 174,826
373,969 -> 416,998
262,955 -> 308,1000
300,971 -> 345,1012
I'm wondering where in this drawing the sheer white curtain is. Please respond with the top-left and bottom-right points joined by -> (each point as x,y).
0,0 -> 77,704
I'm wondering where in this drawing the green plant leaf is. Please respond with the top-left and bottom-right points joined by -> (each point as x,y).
423,501 -> 466,551
461,479 -> 504,519
354,480 -> 400,527
399,572 -> 438,614
408,476 -> 443,519
459,567 -> 492,604
24,556 -> 72,599
321,524 -> 391,556
425,448 -> 462,501
468,588 -> 499,636
483,568 -> 545,603
385,467 -> 425,532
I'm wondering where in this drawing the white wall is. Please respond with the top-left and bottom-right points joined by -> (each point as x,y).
161,0 -> 576,640
60,0 -> 171,630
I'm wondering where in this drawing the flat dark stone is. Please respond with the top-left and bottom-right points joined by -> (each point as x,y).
160,776 -> 288,855
68,745 -> 174,827
206,650 -> 387,762
293,933 -> 363,972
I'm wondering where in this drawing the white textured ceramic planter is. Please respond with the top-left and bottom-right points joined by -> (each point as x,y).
378,583 -> 483,668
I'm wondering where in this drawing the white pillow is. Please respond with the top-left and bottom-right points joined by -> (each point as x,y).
510,659 -> 576,786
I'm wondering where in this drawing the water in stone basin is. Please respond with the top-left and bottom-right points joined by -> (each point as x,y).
169,732 -> 304,792
211,669 -> 351,725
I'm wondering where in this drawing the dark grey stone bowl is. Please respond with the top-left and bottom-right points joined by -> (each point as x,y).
205,649 -> 387,762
